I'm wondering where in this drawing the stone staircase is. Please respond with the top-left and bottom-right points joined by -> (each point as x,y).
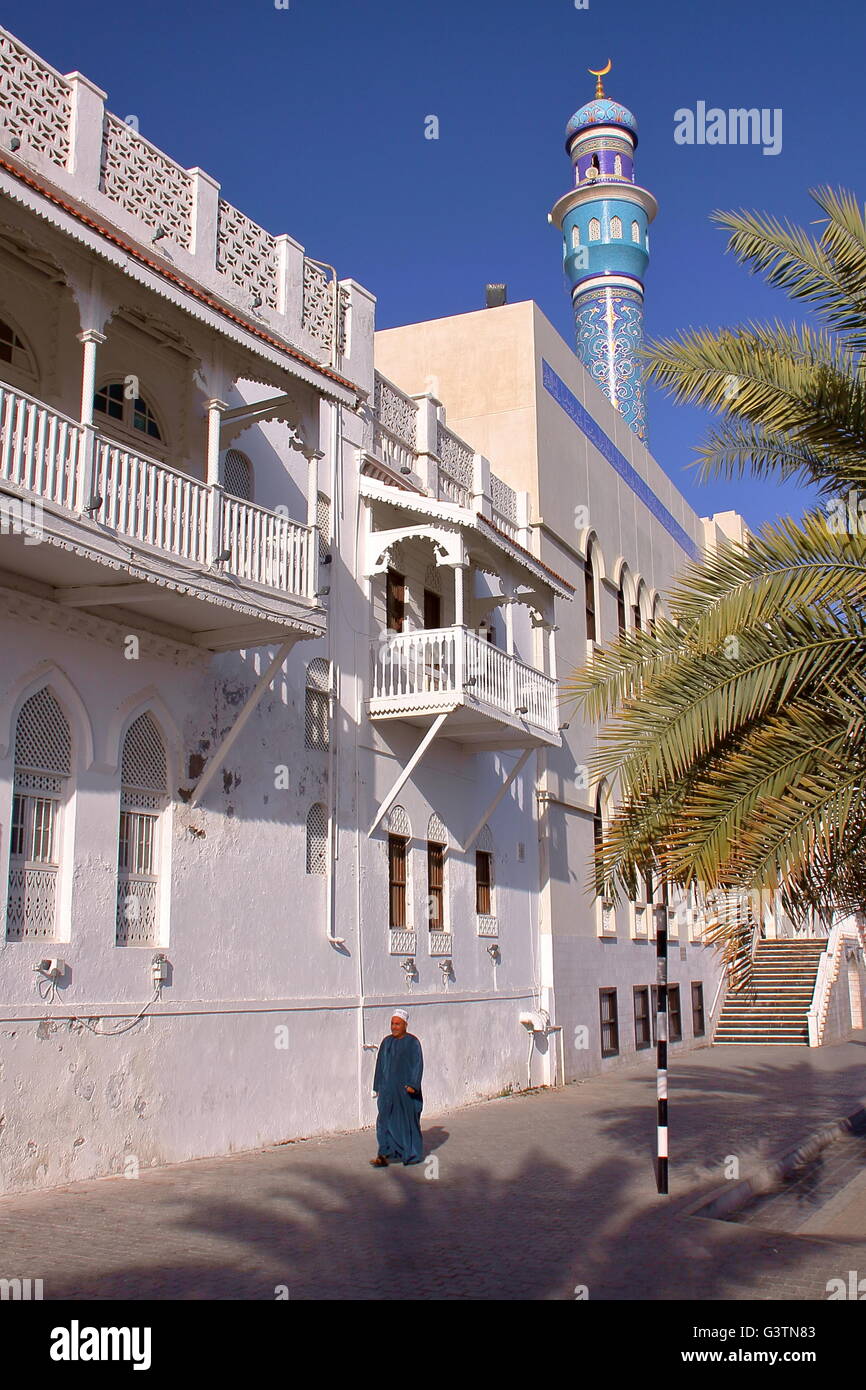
714,940 -> 829,1045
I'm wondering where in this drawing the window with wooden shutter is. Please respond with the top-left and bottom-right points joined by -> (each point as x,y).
634,987 -> 651,1049
599,988 -> 619,1056
475,850 -> 492,915
388,834 -> 408,927
427,841 -> 444,929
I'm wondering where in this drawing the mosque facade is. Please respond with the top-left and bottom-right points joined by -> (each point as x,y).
0,27 -> 850,1196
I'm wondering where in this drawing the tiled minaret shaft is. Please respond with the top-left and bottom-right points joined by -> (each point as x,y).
549,64 -> 658,440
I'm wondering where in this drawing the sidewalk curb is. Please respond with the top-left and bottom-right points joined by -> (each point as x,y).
681,1095 -> 866,1222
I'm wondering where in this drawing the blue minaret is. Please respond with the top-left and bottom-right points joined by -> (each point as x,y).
549,64 -> 657,441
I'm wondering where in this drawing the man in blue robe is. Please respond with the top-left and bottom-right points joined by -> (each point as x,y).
370,1009 -> 424,1166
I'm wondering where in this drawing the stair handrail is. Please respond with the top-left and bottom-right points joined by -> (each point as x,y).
807,922 -> 845,1047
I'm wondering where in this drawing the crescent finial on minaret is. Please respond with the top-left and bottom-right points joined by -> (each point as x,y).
588,59 -> 612,98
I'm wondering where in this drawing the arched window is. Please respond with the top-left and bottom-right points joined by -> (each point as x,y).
7,688 -> 71,941
116,713 -> 168,946
593,782 -> 615,935
610,215 -> 623,239
223,449 -> 253,501
588,218 -> 601,242
305,658 -> 331,750
614,154 -> 623,177
94,381 -> 163,442
571,225 -> 581,250
0,315 -> 37,380
426,812 -> 447,932
593,786 -> 605,877
306,803 -> 328,874
475,825 -> 494,920
617,568 -> 628,636
584,537 -> 597,644
386,804 -> 410,929
631,220 -> 641,244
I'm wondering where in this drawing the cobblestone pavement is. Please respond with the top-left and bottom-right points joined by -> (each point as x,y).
1,1034 -> 865,1300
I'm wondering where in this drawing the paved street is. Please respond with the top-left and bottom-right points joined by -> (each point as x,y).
2,1034 -> 865,1300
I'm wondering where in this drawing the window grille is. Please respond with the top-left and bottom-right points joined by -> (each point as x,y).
588,218 -> 601,242
117,713 -> 167,946
614,155 -> 623,176
305,658 -> 331,750
306,803 -> 328,874
224,449 -> 254,501
571,225 -> 580,249
385,804 -> 411,838
6,687 -> 71,941
610,215 -> 623,239
427,812 -> 447,844
317,491 -> 331,561
631,220 -> 641,244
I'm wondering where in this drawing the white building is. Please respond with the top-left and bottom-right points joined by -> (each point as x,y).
0,28 -> 855,1197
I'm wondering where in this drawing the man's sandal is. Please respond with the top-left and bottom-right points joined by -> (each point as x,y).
369,1155 -> 389,1167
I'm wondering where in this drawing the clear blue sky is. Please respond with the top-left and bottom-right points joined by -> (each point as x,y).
7,0 -> 862,530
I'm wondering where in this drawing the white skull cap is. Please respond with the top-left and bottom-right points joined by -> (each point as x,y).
392,1008 -> 410,1022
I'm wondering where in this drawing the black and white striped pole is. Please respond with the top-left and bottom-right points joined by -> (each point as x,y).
656,903 -> 669,1194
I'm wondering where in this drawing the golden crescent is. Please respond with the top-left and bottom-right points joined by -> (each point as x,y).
588,59 -> 612,78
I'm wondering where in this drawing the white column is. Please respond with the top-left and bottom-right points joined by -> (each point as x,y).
504,597 -> 515,656
206,399 -> 227,485
78,330 -> 105,425
305,448 -> 323,528
548,624 -> 558,680
206,399 -> 227,563
76,329 -> 105,513
453,562 -> 467,627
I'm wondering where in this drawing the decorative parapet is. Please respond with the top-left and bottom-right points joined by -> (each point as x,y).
489,472 -> 518,539
100,113 -> 193,249
437,423 -> 473,506
216,200 -> 279,308
476,914 -> 498,938
428,930 -> 453,956
0,29 -> 70,167
303,257 -> 347,357
0,25 -> 353,369
375,373 -> 418,448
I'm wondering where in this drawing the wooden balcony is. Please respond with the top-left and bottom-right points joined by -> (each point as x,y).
369,626 -> 561,749
0,381 -> 323,650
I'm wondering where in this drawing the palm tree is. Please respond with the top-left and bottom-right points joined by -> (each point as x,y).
567,188 -> 866,968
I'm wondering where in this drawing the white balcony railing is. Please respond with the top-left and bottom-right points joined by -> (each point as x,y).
370,626 -> 558,735
0,381 -> 316,600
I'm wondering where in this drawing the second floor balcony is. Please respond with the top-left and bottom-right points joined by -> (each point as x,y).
0,380 -> 322,650
370,625 -> 560,748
